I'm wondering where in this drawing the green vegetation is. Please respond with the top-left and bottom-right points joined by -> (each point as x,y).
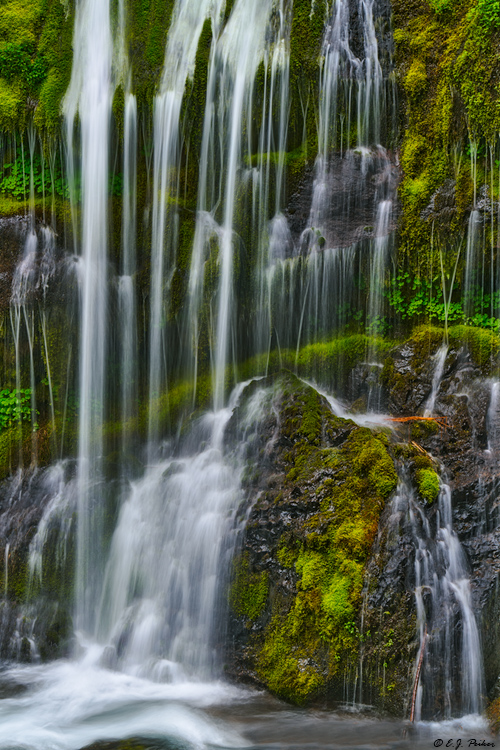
230,553 -> 269,622
393,0 -> 500,282
288,0 -> 327,155
416,468 -> 440,503
0,388 -> 33,429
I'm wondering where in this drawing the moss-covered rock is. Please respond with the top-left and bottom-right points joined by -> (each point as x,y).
225,372 -> 398,705
392,0 -> 500,284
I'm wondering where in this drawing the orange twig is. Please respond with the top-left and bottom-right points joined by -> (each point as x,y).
410,624 -> 428,723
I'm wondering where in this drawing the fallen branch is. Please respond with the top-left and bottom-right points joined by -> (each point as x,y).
410,624 -> 428,724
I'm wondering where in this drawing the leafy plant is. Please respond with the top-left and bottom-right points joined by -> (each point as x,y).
0,388 -> 34,430
0,146 -> 69,200
385,273 -> 500,331
0,146 -> 123,201
0,43 -> 47,91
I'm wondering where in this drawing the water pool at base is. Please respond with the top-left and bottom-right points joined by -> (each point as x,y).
0,659 -> 491,750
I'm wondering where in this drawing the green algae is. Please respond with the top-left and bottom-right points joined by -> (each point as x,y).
393,0 -> 500,279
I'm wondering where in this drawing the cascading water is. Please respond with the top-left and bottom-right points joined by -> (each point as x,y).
95,381 -> 258,680
63,0 -> 114,633
186,0 -> 289,410
258,0 -> 397,362
424,344 -> 449,418
389,471 -> 484,719
148,0 -> 224,443
119,93 -> 138,458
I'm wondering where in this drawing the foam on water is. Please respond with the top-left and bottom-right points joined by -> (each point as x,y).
0,659 -> 248,750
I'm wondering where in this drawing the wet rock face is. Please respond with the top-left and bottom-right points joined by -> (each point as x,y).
0,465 -> 75,662
0,216 -> 29,310
285,151 -> 400,252
379,329 -> 500,705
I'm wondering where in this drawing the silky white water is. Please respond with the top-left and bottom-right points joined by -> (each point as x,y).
424,344 -> 449,417
390,474 -> 484,718
0,659 -> 248,750
148,0 -> 225,443
63,0 -> 114,633
186,0 -> 288,411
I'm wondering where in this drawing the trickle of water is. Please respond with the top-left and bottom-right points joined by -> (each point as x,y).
148,0 -> 225,444
487,379 -> 500,454
367,198 -> 393,335
464,209 -> 482,317
28,461 -> 75,592
424,344 -> 448,417
119,92 -> 138,457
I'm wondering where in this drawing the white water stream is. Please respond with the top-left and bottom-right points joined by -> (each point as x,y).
148,0 -> 225,443
63,0 -> 114,634
389,473 -> 484,719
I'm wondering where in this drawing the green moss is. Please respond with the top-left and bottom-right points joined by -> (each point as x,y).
416,468 -> 440,503
288,0 -> 326,155
393,0 -> 500,279
127,0 -> 175,106
230,553 -> 269,622
0,0 -> 74,132
257,617 -> 325,703
404,59 -> 428,100
448,324 -> 500,370
0,77 -> 22,130
254,378 -> 397,703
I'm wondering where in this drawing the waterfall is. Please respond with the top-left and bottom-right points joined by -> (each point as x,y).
0,0 -> 495,737
424,344 -> 449,418
463,209 -> 482,318
392,471 -> 484,718
186,0 -> 290,410
96,394 -> 244,679
256,0 -> 397,359
148,0 -> 224,444
63,0 -> 113,633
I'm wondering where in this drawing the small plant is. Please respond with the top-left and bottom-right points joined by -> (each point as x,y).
0,388 -> 34,430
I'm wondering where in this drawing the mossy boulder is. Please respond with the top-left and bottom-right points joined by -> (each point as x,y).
225,372 -> 399,706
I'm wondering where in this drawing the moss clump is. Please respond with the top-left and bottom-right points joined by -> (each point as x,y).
288,0 -> 327,154
0,0 -> 74,132
416,468 -> 440,503
230,553 -> 269,622
126,0 -> 175,107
